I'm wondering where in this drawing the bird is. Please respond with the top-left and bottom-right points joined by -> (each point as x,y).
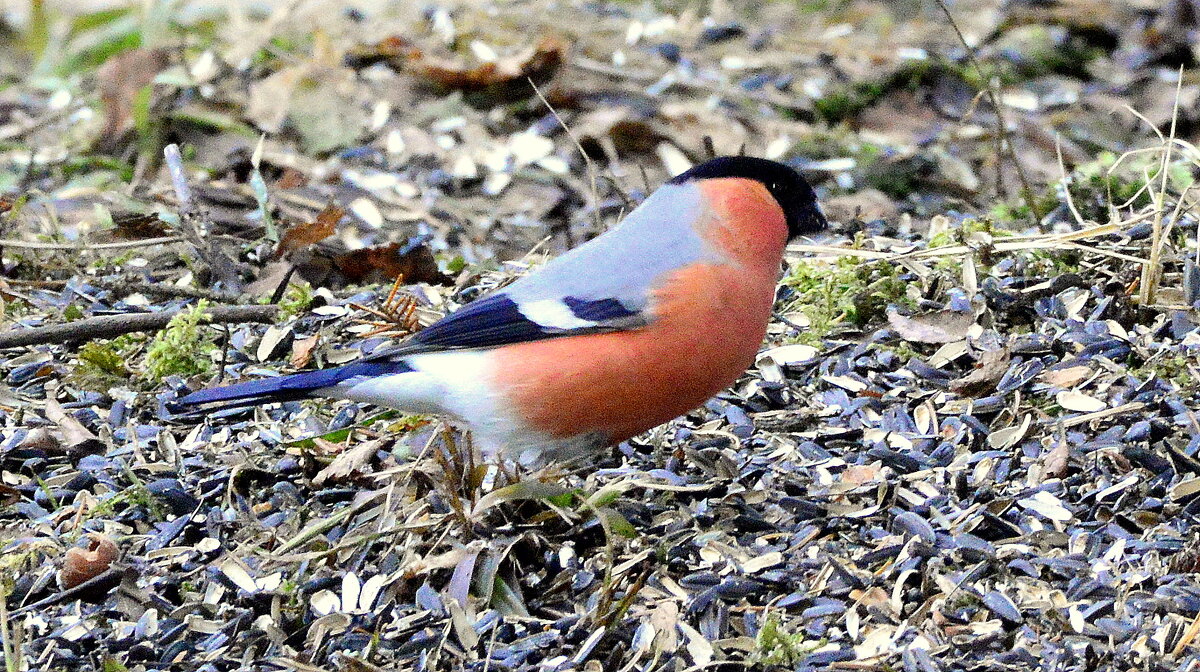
175,156 -> 828,465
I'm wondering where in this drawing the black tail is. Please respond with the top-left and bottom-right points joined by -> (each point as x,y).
175,359 -> 413,409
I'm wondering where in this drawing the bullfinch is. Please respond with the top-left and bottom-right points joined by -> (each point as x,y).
176,156 -> 827,464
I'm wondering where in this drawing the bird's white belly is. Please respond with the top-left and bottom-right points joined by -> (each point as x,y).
329,350 -> 603,464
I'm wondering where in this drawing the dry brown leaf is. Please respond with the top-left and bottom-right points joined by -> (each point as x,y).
275,204 -> 344,259
313,439 -> 384,486
0,482 -> 20,505
275,168 -> 308,190
111,212 -> 170,240
290,334 -> 321,369
59,534 -> 119,589
949,348 -> 1011,397
411,37 -> 566,96
344,35 -> 422,69
334,241 -> 452,285
887,309 -> 974,344
1041,440 -> 1070,481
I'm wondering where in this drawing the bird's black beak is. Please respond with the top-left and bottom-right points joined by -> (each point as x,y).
791,201 -> 829,238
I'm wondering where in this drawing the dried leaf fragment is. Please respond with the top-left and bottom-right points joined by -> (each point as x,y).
334,240 -> 451,285
275,204 -> 344,258
290,334 -> 321,369
313,439 -> 384,485
111,212 -> 170,240
949,348 -> 1010,397
412,37 -> 566,97
60,534 -> 119,589
1040,440 -> 1070,481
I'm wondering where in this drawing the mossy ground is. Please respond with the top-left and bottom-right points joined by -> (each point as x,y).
143,300 -> 217,384
781,255 -> 912,345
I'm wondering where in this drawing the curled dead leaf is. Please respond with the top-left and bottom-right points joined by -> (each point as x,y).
410,37 -> 566,99
111,212 -> 170,240
334,240 -> 452,285
59,534 -> 119,589
344,35 -> 423,69
275,203 -> 344,259
313,439 -> 385,486
949,348 -> 1010,397
290,334 -> 321,369
1041,440 -> 1070,481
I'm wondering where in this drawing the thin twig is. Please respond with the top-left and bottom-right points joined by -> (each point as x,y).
528,77 -> 605,231
89,276 -> 234,301
0,236 -> 184,250
1140,65 -> 1185,305
934,0 -> 1044,229
8,566 -> 124,617
0,304 -> 279,349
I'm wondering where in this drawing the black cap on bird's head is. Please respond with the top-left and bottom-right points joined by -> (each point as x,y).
668,156 -> 828,239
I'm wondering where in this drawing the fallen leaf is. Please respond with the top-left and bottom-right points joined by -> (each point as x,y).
59,534 -> 119,589
344,35 -> 422,69
313,439 -> 384,486
1040,440 -> 1070,481
275,204 -> 344,259
411,37 -> 566,99
334,240 -> 452,285
275,168 -> 308,189
950,348 -> 1010,397
111,212 -> 170,240
290,334 -> 321,368
888,308 -> 974,344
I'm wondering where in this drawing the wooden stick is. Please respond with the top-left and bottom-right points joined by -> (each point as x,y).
0,304 -> 279,349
